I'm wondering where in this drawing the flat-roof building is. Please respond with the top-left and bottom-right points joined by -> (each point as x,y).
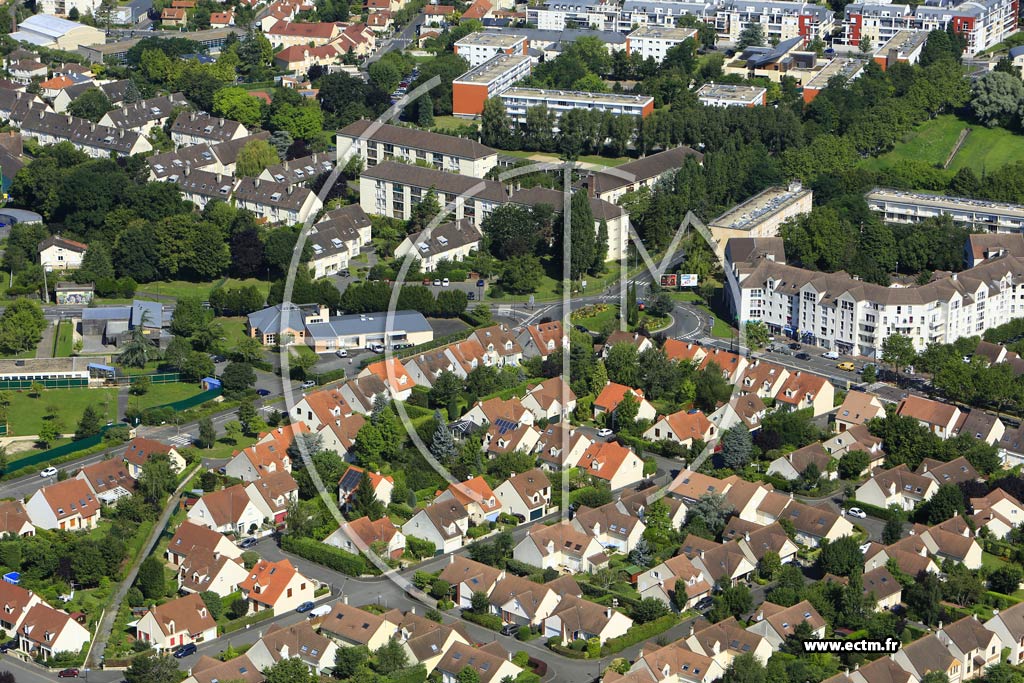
697,82 -> 767,107
304,311 -> 433,353
872,30 -> 928,70
710,183 -> 812,257
10,14 -> 105,50
452,53 -> 532,117
454,32 -> 529,68
500,88 -> 654,124
77,27 -> 241,63
801,57 -> 866,103
865,188 -> 1024,233
625,25 -> 697,61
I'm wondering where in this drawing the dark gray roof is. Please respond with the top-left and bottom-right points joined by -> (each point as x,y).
20,110 -> 146,155
81,306 -> 131,321
132,300 -> 167,327
361,161 -> 508,204
586,145 -> 703,195
172,168 -> 235,200
1011,46 -> 1024,58
102,93 -> 187,130
147,143 -> 218,179
261,152 -> 334,185
305,310 -> 432,342
308,207 -> 370,259
210,132 -> 271,166
402,219 -> 481,261
745,36 -> 804,68
338,120 -> 497,160
171,112 -> 247,142
247,303 -> 320,335
509,186 -> 623,221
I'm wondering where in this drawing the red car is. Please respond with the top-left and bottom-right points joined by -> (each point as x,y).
57,669 -> 79,678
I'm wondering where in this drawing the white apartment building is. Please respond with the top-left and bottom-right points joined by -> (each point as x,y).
500,88 -> 654,124
865,188 -> 1024,233
842,0 -> 1016,56
725,238 -> 1024,359
618,0 -> 718,31
528,0 -> 620,30
452,53 -> 532,117
454,32 -> 529,67
625,25 -> 697,61
360,161 -> 508,227
697,82 -> 768,107
337,120 -> 499,178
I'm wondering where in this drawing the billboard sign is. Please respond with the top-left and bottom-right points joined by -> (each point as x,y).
660,274 -> 678,288
680,274 -> 699,287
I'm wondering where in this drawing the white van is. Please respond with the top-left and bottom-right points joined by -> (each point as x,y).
822,350 -> 839,360
309,604 -> 332,619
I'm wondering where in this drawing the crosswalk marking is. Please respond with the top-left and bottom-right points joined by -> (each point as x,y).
169,433 -> 192,447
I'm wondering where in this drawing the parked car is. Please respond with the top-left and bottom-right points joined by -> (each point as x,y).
422,278 -> 432,285
846,507 -> 867,519
336,349 -> 349,357
256,388 -> 271,397
309,604 -> 333,618
837,361 -> 856,371
500,623 -> 521,636
296,601 -> 315,613
822,350 -> 840,360
369,343 -> 385,353
467,292 -> 475,300
432,279 -> 441,286
795,352 -> 811,361
596,428 -> 614,437
442,278 -> 450,287
695,597 -> 714,612
238,537 -> 258,549
477,279 -> 485,287
40,467 -> 58,478
57,669 -> 79,678
301,380 -> 316,389
210,354 -> 226,363
173,643 -> 198,658
789,342 -> 802,350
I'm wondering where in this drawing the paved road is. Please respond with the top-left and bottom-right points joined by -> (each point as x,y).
365,11 -> 420,66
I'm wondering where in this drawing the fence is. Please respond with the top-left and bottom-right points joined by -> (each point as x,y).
108,372 -> 182,386
161,388 -> 221,412
0,377 -> 88,390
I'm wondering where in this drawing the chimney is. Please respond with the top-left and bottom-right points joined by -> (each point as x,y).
255,178 -> 261,188
449,554 -> 455,565
744,532 -> 750,542
342,594 -> 349,604
280,643 -> 289,658
605,607 -> 613,619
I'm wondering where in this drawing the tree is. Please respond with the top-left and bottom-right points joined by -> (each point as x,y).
817,536 -> 863,576
199,590 -> 224,621
568,191 -> 596,279
722,653 -> 766,683
481,97 -> 514,149
905,571 -> 944,625
695,363 -> 732,413
351,472 -> 385,521
861,364 -> 877,383
685,493 -> 734,536
238,398 -> 263,435
67,87 -> 114,122
882,517 -> 903,545
264,657 -> 316,683
758,551 -> 782,580
235,138 -> 281,177
970,71 -> 1024,128
334,645 -> 369,679
459,667 -> 481,683
221,362 -> 256,395
430,410 -> 457,462
213,86 -> 266,128
470,590 -> 489,614
119,314 -> 157,369
138,454 -> 177,506
921,483 -> 965,524
38,421 -> 61,448
482,205 -> 543,259
0,299 -> 46,355
74,404 -> 103,440
881,333 -> 916,385
137,555 -> 166,599
628,537 -> 653,567
990,565 -> 1024,594
124,653 -> 179,683
737,23 -> 766,48
428,370 -> 462,410
721,425 -> 753,469
197,416 -> 216,449
500,255 -> 544,294
632,597 -> 669,623
374,639 -> 409,675
170,297 -> 211,339
229,597 -> 249,619
838,450 -> 869,480
418,93 -> 435,127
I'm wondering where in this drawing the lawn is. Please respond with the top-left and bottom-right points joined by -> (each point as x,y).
53,320 -> 74,357
127,382 -> 206,412
859,114 -> 1024,175
497,148 -> 632,167
135,278 -> 271,302
983,551 -> 1009,570
215,316 -> 252,352
6,387 -> 118,437
572,303 -> 619,332
671,289 -> 736,338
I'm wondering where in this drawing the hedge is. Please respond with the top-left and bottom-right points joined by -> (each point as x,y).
222,606 -> 277,634
548,639 -> 589,659
280,534 -> 379,576
505,559 -> 543,577
385,664 -> 428,683
842,499 -> 905,522
601,614 -> 681,656
461,610 -> 503,631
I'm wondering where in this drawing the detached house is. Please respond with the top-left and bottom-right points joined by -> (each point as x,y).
985,601 -> 1024,665
387,609 -> 470,673
686,617 -> 774,667
544,594 -> 633,645
17,604 -> 90,661
916,457 -> 980,487
135,593 -> 218,652
521,376 -> 576,422
970,489 -> 1024,539
630,641 -> 723,683
892,635 -> 960,683
709,394 -> 768,434
0,582 -> 42,634
247,621 -> 337,675
774,370 -> 834,416
571,502 -> 646,553
593,383 -> 657,425
123,437 -> 185,477
320,600 -> 398,650
896,395 -> 962,439
225,429 -> 296,482
737,359 -> 789,399
467,324 -> 523,367
834,391 -> 886,432
578,441 -> 645,491
166,520 -> 244,568
513,521 -> 607,573
637,553 -> 712,609
534,424 -> 592,472
688,539 -> 756,587
187,484 -> 264,536
699,349 -> 749,384
747,600 -> 826,648
937,615 -> 1000,681
339,465 -> 395,509
24,478 -> 100,531
766,443 -> 834,481
644,409 -> 716,447
402,499 -> 469,554
436,476 -> 501,524
494,468 -> 551,521
239,559 -> 314,614
856,465 -> 938,512
439,556 -> 505,609
0,500 -> 34,537
244,471 -> 299,525
38,235 -> 87,271
517,321 -> 565,360
324,515 -> 405,560
436,641 -> 523,683
177,545 -> 248,597
488,574 -> 560,628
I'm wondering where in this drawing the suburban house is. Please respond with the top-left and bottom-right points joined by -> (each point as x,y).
630,641 -> 724,683
123,437 -> 186,477
970,489 -> 1024,539
360,358 -> 416,401
774,371 -> 835,416
861,566 -> 902,611
916,457 -> 979,487
339,466 -> 395,509
513,521 -> 607,573
891,635 -> 959,683
176,543 -> 248,597
0,582 -> 42,634
224,426 -> 298,482
687,539 -> 756,587
855,465 -> 938,511
699,349 -> 749,384
394,219 -> 482,272
686,617 -> 774,666
601,331 -> 654,357
461,396 -> 533,430
75,457 -> 136,504
0,500 -> 34,537
822,425 -> 885,474
468,324 -> 523,367
737,359 -> 789,399
521,376 -> 577,422
921,518 -> 983,569
166,520 -> 244,568
187,484 -> 265,536
593,382 -> 657,425
487,574 -> 560,628
571,501 -> 646,553
134,593 -> 218,652
985,601 -> 1024,665
244,471 -> 299,525
747,600 -> 826,647
637,552 -> 712,609
516,321 -> 566,360
766,443 -> 834,481
17,604 -> 90,661
534,424 -> 592,472
320,600 -> 398,649
181,654 -> 263,683
577,441 -> 646,490
387,609 -> 470,673
38,235 -> 87,270
247,621 -> 338,675
834,391 -> 886,432
401,499 -> 470,554
643,409 -> 716,446
709,394 -> 768,433
435,476 -> 501,524
439,556 -> 505,610
955,410 -> 1005,446
896,395 -> 963,439
238,559 -> 314,614
323,516 -> 405,559
493,468 -> 551,521
544,594 -> 633,645
24,478 -> 101,531
937,615 -> 1001,680
436,641 -> 523,683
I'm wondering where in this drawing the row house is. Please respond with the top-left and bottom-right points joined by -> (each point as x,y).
170,112 -> 248,147
306,205 -> 372,279
516,320 -> 566,361
20,110 -> 152,157
637,552 -> 713,609
686,617 -> 774,667
232,176 -> 323,225
98,93 -> 188,135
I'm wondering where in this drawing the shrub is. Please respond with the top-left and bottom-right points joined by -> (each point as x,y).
280,534 -> 377,576
601,614 -> 681,656
467,525 -> 490,539
404,536 -> 437,559
461,610 -> 503,631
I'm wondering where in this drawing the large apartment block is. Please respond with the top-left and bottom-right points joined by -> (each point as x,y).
865,188 -> 1024,233
724,237 -> 1024,358
337,120 -> 498,177
359,161 -> 508,227
499,88 -> 654,124
625,25 -> 697,60
454,32 -> 529,68
615,0 -> 833,42
528,0 -> 621,31
697,82 -> 767,107
709,183 -> 812,258
452,53 -> 532,117
801,57 -> 866,103
842,0 -> 1016,56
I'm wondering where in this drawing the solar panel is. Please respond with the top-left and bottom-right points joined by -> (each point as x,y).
340,468 -> 363,492
495,418 -> 518,435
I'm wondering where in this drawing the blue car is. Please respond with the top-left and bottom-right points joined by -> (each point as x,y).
296,601 -> 315,613
173,643 -> 197,658
256,389 -> 271,397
